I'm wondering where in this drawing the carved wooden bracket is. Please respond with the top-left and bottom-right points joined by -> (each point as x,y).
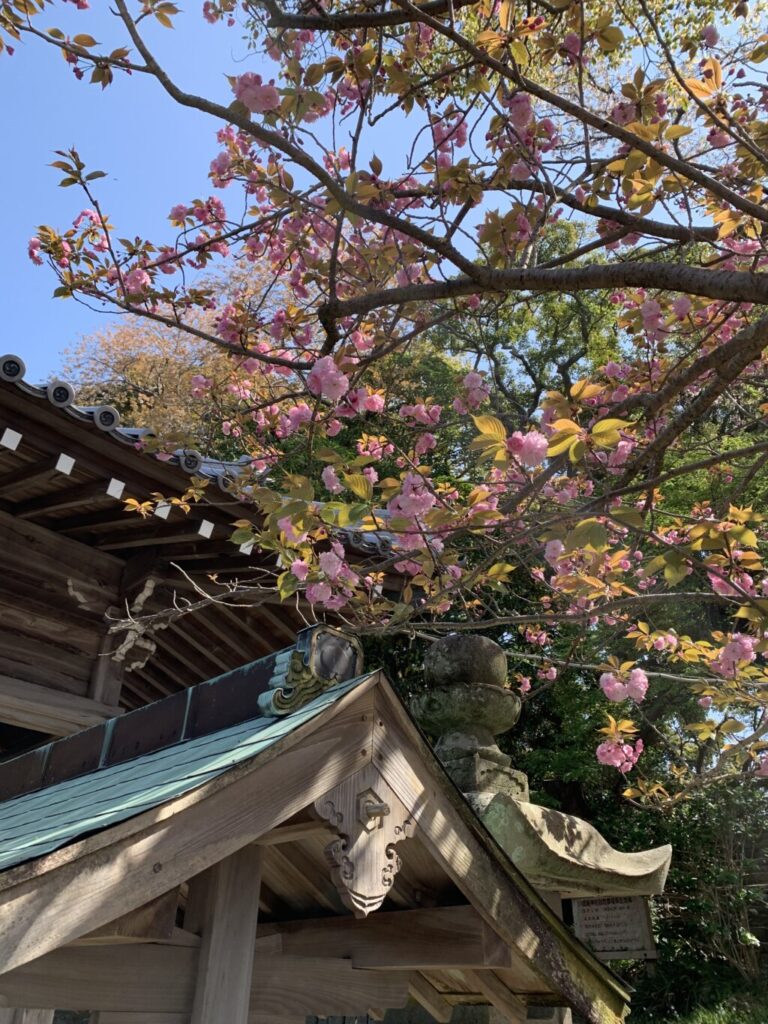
314,764 -> 414,917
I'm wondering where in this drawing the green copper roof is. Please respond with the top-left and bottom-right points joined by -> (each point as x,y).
0,675 -> 370,873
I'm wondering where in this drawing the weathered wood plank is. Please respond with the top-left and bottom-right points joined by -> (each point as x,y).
0,945 -> 196,1010
258,905 -> 513,970
0,679 -> 378,972
408,973 -> 454,1023
252,820 -> 333,847
73,889 -> 179,946
0,508 -> 121,597
250,957 -> 411,1018
0,1010 -> 54,1024
0,674 -> 121,736
465,971 -> 527,1024
0,636 -> 93,695
191,847 -> 263,1024
0,947 -> 412,1015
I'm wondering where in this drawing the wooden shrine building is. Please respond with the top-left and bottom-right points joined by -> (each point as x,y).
0,632 -> 631,1024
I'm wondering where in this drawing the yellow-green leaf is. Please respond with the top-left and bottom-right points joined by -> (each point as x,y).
343,473 -> 374,501
472,414 -> 507,443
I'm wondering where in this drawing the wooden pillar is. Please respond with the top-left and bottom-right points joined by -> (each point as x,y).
190,847 -> 264,1024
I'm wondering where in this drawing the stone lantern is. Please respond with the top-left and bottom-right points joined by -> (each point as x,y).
412,634 -> 671,901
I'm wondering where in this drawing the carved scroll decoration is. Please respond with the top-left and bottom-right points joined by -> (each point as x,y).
314,764 -> 415,917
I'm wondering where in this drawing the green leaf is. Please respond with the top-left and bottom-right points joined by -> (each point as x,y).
664,553 -> 689,586
230,527 -> 255,545
568,518 -> 609,553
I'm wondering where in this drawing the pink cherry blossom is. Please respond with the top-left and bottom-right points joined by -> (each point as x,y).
711,633 -> 757,678
519,430 -> 548,468
626,668 -> 649,702
233,72 -> 280,113
124,268 -> 151,296
190,374 -> 212,398
600,672 -> 629,701
307,356 -> 350,402
671,295 -> 692,319
305,581 -> 333,606
507,92 -> 533,131
321,465 -> 344,494
277,516 -> 308,544
596,738 -> 644,773
291,559 -> 309,581
544,539 -> 564,566
415,432 -> 437,456
27,238 -> 43,265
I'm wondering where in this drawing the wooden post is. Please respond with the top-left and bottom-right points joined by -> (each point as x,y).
190,847 -> 264,1024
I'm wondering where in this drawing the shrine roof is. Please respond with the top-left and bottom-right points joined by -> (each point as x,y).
0,671 -> 369,873
0,626 -> 363,812
0,354 -> 394,558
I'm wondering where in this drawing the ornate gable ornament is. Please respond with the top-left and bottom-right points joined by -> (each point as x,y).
315,763 -> 415,917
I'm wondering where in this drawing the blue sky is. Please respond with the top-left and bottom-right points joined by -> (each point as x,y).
4,7 -> 264,381
4,6 -> 417,385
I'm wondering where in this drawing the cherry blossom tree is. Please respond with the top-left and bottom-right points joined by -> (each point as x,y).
7,0 -> 768,801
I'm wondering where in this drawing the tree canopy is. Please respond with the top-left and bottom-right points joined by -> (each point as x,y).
8,0 -> 768,803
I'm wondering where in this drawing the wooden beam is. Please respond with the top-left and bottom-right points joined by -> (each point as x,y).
89,631 -> 126,707
465,971 -> 527,1024
408,973 -> 454,1023
0,507 -> 122,593
166,622 -> 231,675
0,947 -> 412,1015
250,957 -> 411,1018
0,673 -> 121,736
0,945 -> 196,1011
73,889 -> 180,946
97,525 -> 217,552
257,905 -> 513,970
265,844 -> 341,913
191,847 -> 264,1024
253,821 -> 333,846
0,678 -> 379,972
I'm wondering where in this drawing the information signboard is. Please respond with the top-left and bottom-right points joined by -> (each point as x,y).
571,895 -> 657,961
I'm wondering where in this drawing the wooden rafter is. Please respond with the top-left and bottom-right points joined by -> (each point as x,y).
14,480 -> 118,520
